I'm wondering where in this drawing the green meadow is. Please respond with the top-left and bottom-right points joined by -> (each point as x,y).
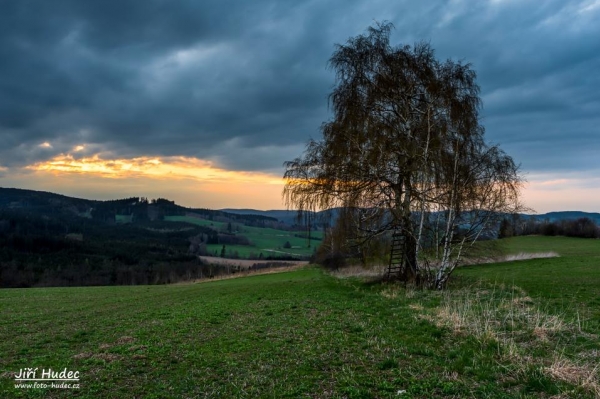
458,236 -> 600,332
165,215 -> 322,258
1,236 -> 599,398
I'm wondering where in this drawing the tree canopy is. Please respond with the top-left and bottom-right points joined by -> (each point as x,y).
283,23 -> 524,288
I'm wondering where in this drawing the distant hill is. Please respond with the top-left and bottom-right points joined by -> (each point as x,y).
223,208 -> 600,226
220,209 -> 325,225
0,187 -> 307,288
220,209 -> 299,223
528,211 -> 600,225
2,186 -> 598,288
221,208 -> 343,226
0,187 -> 278,225
2,187 -> 598,229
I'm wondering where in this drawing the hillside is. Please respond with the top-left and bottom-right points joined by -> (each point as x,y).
533,211 -> 600,224
4,187 -> 598,227
0,187 -> 278,225
0,188 -> 317,288
221,207 -> 343,226
223,207 -> 600,227
1,236 -> 599,397
2,187 -> 599,288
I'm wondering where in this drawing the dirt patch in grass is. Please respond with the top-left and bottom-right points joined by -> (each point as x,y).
117,336 -> 135,344
128,345 -> 147,352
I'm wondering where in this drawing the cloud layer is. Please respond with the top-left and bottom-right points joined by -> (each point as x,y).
1,0 -> 599,209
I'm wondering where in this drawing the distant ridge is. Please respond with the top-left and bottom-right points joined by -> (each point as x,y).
220,209 -> 300,224
523,211 -> 600,225
0,187 -> 278,224
223,208 -> 600,226
2,187 -> 598,226
220,208 -> 343,225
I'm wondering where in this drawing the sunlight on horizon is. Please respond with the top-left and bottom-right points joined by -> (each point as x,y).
11,154 -> 287,210
27,154 -> 283,185
521,175 -> 600,213
0,154 -> 597,213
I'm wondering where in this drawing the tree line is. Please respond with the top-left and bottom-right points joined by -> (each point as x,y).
499,216 -> 600,239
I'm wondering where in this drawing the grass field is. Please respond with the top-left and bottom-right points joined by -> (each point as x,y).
492,235 -> 600,257
165,215 -> 322,258
1,236 -> 598,397
457,236 -> 600,332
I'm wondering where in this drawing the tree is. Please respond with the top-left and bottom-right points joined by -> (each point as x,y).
498,218 -> 514,239
283,23 -> 524,289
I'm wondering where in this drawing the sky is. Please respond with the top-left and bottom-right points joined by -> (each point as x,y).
1,0 -> 599,212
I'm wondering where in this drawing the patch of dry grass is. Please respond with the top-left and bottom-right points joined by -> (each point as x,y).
328,264 -> 387,279
546,356 -> 600,397
416,284 -> 599,396
180,264 -> 308,284
460,251 -> 560,266
328,252 -> 559,279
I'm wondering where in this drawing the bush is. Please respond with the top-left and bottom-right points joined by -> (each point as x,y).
318,253 -> 346,271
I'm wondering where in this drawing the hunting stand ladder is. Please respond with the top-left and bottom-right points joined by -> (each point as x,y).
387,224 -> 407,280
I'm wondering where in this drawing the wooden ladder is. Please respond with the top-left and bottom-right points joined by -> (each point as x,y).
387,226 -> 406,279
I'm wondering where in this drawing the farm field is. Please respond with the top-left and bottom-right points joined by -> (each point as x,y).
1,236 -> 598,398
165,215 -> 322,258
493,235 -> 600,257
457,236 -> 600,332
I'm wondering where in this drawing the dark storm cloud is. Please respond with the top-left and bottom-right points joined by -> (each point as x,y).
1,0 -> 599,176
0,0 -> 342,170
417,0 -> 600,177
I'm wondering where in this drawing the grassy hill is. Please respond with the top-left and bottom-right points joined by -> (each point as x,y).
1,236 -> 599,398
0,187 -> 280,226
220,208 -> 343,226
0,188 -> 320,287
165,215 -> 322,259
457,236 -> 600,332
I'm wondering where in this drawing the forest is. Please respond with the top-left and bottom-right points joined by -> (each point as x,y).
0,188 -> 294,288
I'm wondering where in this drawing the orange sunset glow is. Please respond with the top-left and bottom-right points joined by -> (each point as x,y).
27,154 -> 282,184
9,154 -> 287,210
0,153 -> 594,213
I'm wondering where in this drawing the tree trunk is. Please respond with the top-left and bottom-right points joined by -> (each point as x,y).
400,178 -> 418,284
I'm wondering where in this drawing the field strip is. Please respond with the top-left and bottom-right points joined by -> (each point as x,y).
198,255 -> 308,268
181,264 -> 309,284
461,251 -> 560,265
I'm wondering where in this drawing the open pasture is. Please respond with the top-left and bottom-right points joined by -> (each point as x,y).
165,215 -> 322,258
457,236 -> 600,332
1,236 -> 598,397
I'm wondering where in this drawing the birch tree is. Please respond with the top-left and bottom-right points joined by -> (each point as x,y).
283,23 -> 523,288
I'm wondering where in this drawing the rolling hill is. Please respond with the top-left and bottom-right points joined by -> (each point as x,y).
0,187 -> 317,288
